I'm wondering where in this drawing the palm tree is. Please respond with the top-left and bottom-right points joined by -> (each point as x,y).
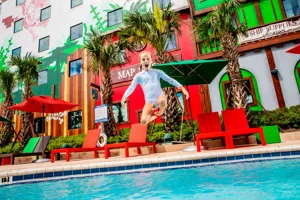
7,53 -> 41,150
0,68 -> 17,147
84,27 -> 133,136
195,0 -> 248,109
118,3 -> 182,132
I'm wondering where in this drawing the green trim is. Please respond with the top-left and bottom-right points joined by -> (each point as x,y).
294,60 -> 300,93
219,69 -> 263,111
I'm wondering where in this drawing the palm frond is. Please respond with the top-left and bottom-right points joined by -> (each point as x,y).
194,0 -> 247,45
7,52 -> 41,85
119,2 -> 182,55
0,68 -> 17,95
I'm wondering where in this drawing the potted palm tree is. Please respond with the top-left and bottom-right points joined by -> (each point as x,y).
7,53 -> 41,150
0,68 -> 17,147
194,0 -> 248,109
84,27 -> 133,136
118,3 -> 183,132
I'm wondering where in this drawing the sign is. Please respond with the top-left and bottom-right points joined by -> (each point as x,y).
1,177 -> 12,185
238,19 -> 300,44
34,117 -> 45,134
110,64 -> 140,84
95,104 -> 108,123
46,111 -> 66,124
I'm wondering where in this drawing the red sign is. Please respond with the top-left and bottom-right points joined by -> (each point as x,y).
110,64 -> 140,84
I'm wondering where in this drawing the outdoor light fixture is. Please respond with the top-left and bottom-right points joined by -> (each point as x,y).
271,68 -> 278,74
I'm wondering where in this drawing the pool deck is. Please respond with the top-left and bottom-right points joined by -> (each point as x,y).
1,140 -> 300,179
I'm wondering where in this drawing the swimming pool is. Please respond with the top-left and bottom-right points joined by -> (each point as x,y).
1,158 -> 300,200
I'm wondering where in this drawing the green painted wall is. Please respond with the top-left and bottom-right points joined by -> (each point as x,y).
237,2 -> 259,28
259,0 -> 284,24
193,0 -> 222,11
219,69 -> 263,111
294,60 -> 300,93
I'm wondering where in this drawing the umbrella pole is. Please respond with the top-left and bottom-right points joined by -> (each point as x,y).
42,105 -> 45,157
186,85 -> 196,145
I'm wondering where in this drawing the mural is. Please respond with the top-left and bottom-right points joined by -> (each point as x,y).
21,0 -> 50,40
0,39 -> 13,104
2,16 -> 18,28
0,38 -> 12,70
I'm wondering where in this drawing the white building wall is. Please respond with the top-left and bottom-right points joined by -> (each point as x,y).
0,0 -> 188,59
209,50 -> 279,112
272,42 -> 300,107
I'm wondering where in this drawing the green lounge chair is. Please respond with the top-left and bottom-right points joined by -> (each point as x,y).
0,136 -> 51,165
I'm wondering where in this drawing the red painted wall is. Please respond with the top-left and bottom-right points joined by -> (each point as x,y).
99,11 -> 203,130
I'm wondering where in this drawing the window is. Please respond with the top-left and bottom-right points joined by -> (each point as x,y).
283,0 -> 300,18
71,0 -> 83,8
69,58 -> 82,77
38,70 -> 48,86
222,78 -> 256,108
70,23 -> 83,41
165,32 -> 177,51
153,0 -> 171,9
68,110 -> 82,129
14,19 -> 23,33
12,47 -> 21,57
112,102 -> 129,123
16,0 -> 24,6
39,36 -> 50,52
40,6 -> 51,21
108,8 -> 123,27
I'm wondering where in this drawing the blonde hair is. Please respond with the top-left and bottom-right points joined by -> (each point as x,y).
139,51 -> 152,71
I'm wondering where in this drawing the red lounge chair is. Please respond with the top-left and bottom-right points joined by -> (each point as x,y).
51,129 -> 104,162
196,112 -> 230,152
222,108 -> 266,148
104,123 -> 156,159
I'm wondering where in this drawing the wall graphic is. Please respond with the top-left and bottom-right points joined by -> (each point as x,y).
21,0 -> 50,40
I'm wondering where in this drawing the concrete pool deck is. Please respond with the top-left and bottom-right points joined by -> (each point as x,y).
1,140 -> 300,179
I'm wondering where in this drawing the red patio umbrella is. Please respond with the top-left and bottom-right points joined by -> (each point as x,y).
286,44 -> 300,54
9,96 -> 78,114
8,96 -> 78,162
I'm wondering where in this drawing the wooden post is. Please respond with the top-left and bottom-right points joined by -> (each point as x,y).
265,47 -> 286,108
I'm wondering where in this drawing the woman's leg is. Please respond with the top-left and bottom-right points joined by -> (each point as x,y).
154,95 -> 167,116
140,102 -> 156,125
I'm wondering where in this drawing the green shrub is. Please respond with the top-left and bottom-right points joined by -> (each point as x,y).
249,105 -> 300,131
0,142 -> 21,154
46,134 -> 86,152
107,128 -> 130,144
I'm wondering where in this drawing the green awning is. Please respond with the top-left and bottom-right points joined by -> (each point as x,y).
0,116 -> 11,123
152,59 -> 229,88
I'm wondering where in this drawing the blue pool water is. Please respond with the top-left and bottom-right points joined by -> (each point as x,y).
2,159 -> 300,200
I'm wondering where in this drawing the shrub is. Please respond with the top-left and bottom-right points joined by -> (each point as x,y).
46,134 -> 86,152
249,105 -> 300,131
0,142 -> 20,154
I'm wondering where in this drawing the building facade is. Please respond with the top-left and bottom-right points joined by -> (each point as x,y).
0,0 -> 299,137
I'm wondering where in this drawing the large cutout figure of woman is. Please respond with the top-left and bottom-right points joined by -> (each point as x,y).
121,51 -> 189,125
